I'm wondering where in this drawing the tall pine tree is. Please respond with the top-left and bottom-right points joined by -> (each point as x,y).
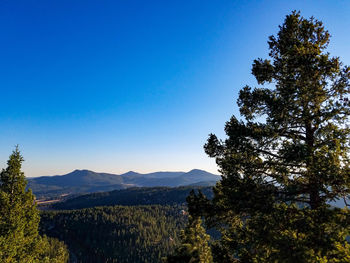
191,11 -> 350,262
0,147 -> 68,262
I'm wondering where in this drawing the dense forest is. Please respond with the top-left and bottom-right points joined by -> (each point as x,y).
52,186 -> 213,210
40,205 -> 187,263
2,11 -> 350,263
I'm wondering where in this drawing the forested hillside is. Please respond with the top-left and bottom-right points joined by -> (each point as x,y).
53,186 -> 213,210
40,205 -> 187,263
3,7 -> 349,263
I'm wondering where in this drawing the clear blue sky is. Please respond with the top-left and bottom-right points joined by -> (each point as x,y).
0,1 -> 349,177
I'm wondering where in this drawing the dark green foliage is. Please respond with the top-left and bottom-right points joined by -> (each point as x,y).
53,186 -> 213,210
190,11 -> 350,262
0,147 -> 42,262
40,205 -> 187,263
40,236 -> 69,263
0,147 -> 69,262
166,216 -> 213,263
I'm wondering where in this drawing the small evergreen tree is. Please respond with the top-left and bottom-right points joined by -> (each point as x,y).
40,236 -> 69,263
190,11 -> 350,262
166,202 -> 212,263
0,147 -> 68,262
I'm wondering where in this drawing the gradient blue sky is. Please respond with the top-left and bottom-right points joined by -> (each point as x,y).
0,1 -> 349,177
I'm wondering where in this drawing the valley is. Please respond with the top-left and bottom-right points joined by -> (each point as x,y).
30,170 -> 216,262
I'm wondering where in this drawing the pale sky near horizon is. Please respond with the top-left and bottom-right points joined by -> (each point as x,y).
0,1 -> 349,177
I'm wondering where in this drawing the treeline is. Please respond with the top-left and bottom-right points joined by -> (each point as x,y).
53,186 -> 213,210
40,205 -> 187,263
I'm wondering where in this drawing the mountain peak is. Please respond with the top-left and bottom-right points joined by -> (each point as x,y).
28,169 -> 220,197
121,171 -> 140,176
188,169 -> 205,173
186,169 -> 219,176
70,169 -> 94,175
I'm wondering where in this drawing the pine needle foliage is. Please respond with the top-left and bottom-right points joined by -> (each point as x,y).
0,147 -> 68,262
40,205 -> 187,263
166,214 -> 213,263
189,11 -> 350,262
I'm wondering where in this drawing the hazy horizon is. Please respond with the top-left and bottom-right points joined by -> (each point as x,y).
25,167 -> 219,178
1,1 -> 349,177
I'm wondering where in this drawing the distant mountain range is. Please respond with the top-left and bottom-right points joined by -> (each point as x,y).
28,169 -> 220,197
